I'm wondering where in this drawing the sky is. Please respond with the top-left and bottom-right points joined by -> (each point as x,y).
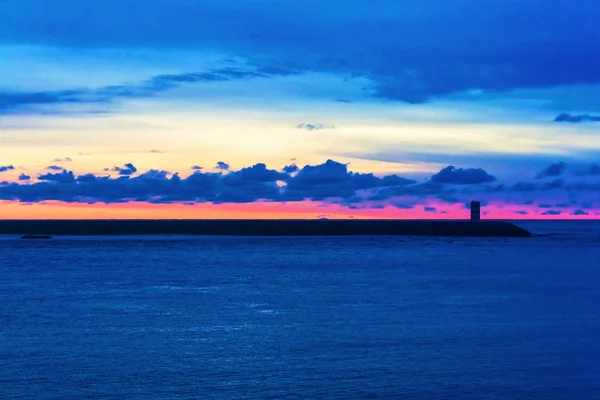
1,0 -> 600,219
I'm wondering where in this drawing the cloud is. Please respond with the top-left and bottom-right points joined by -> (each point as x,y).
2,0 -> 600,106
0,165 -> 15,173
554,113 -> 600,123
509,178 -> 564,191
18,174 -> 31,181
0,66 -> 300,115
191,166 -> 203,170
572,209 -> 589,216
430,166 -> 496,185
45,165 -> 64,171
0,159 -> 417,205
541,210 -> 562,216
216,161 -> 230,171
588,165 -> 600,175
227,163 -> 287,183
282,164 -> 299,173
1,159 -> 599,213
112,163 -> 137,176
575,164 -> 600,176
536,162 -> 566,179
38,170 -> 76,183
284,159 -> 416,201
149,149 -> 164,153
538,202 -> 569,209
515,210 -> 529,215
52,157 -> 72,162
297,123 -> 335,131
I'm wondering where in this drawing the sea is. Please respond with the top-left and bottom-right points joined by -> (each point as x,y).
0,220 -> 599,399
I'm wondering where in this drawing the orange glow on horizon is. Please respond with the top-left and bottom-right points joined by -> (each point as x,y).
0,200 -> 597,220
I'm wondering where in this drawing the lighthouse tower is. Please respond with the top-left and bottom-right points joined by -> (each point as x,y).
470,201 -> 481,221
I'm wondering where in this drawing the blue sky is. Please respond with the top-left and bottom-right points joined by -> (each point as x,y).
1,0 -> 600,218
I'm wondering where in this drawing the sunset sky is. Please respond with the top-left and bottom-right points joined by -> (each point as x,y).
1,0 -> 600,219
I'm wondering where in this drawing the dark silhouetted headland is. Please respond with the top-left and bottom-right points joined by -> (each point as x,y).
0,220 -> 531,237
20,234 -> 53,240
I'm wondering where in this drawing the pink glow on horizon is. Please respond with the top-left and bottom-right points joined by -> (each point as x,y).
0,200 -> 597,220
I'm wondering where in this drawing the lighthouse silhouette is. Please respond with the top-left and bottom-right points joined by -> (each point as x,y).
470,201 -> 481,221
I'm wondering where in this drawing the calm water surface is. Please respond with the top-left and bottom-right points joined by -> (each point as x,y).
1,221 -> 599,399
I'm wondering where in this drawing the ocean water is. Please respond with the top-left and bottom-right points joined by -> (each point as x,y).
1,221 -> 599,399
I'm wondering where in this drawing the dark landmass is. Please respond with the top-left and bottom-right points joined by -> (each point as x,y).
0,220 -> 531,237
20,235 -> 53,240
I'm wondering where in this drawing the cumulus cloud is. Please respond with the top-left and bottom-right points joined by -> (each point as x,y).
191,165 -> 203,170
554,113 -> 600,123
282,164 -> 299,173
113,163 -> 138,176
52,157 -> 72,162
536,162 -> 566,179
18,174 -> 31,181
46,165 -> 64,171
541,210 -> 562,216
0,165 -> 15,173
284,160 -> 416,201
297,123 -> 335,131
38,170 -> 76,183
1,159 -> 599,213
216,161 -> 230,171
430,166 -> 496,185
572,209 -> 589,216
0,159 -> 419,205
538,202 -> 568,209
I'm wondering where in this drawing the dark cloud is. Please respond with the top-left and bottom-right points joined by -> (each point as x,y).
191,166 -> 203,170
216,162 -> 230,171
541,210 -> 562,216
515,210 -> 529,215
0,66 -> 299,115
512,178 -> 565,191
227,163 -> 287,183
52,157 -> 72,162
2,0 -> 600,105
1,159 -> 598,209
297,123 -> 335,131
539,202 -> 569,209
430,166 -> 496,185
283,164 -> 299,174
0,159 -> 417,205
0,165 -> 15,173
217,164 -> 286,203
588,164 -> 600,175
18,174 -> 31,181
113,163 -> 137,176
536,162 -> 566,179
572,209 -> 589,216
554,113 -> 600,123
38,170 -> 76,183
45,165 -> 64,171
284,160 -> 416,201
424,206 -> 437,212
575,164 -> 600,176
